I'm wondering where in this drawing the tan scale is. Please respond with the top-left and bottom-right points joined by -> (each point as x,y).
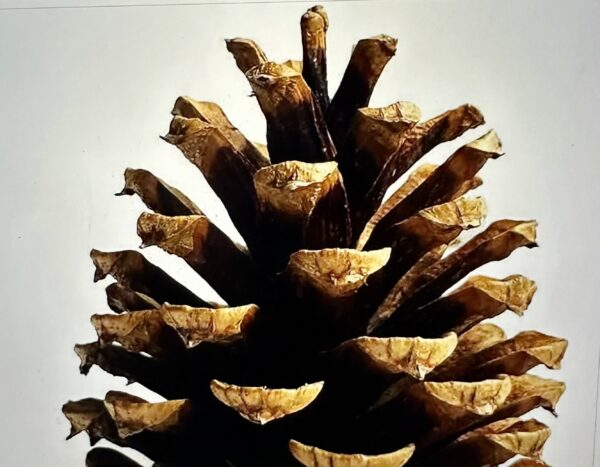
119,168 -> 203,215
210,380 -> 324,424
103,391 -> 191,438
357,104 -> 486,228
91,310 -> 166,357
411,376 -> 513,421
286,248 -> 391,298
254,161 -> 340,218
62,398 -> 107,439
370,219 -> 538,333
225,38 -> 268,73
384,196 -> 487,251
372,324 -> 509,410
160,303 -> 259,346
426,418 -> 550,466
170,97 -> 268,169
336,333 -> 457,379
433,330 -> 568,381
456,323 -> 508,355
289,440 -> 415,467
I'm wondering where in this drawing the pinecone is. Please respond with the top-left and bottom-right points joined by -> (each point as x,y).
62,6 -> 567,467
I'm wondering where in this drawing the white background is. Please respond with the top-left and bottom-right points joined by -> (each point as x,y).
1,0 -> 599,465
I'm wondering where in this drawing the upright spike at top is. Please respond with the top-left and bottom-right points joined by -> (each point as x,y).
301,5 -> 330,114
327,35 -> 398,149
246,62 -> 336,163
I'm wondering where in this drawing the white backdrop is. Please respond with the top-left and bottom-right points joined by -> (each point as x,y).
1,0 -> 599,465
